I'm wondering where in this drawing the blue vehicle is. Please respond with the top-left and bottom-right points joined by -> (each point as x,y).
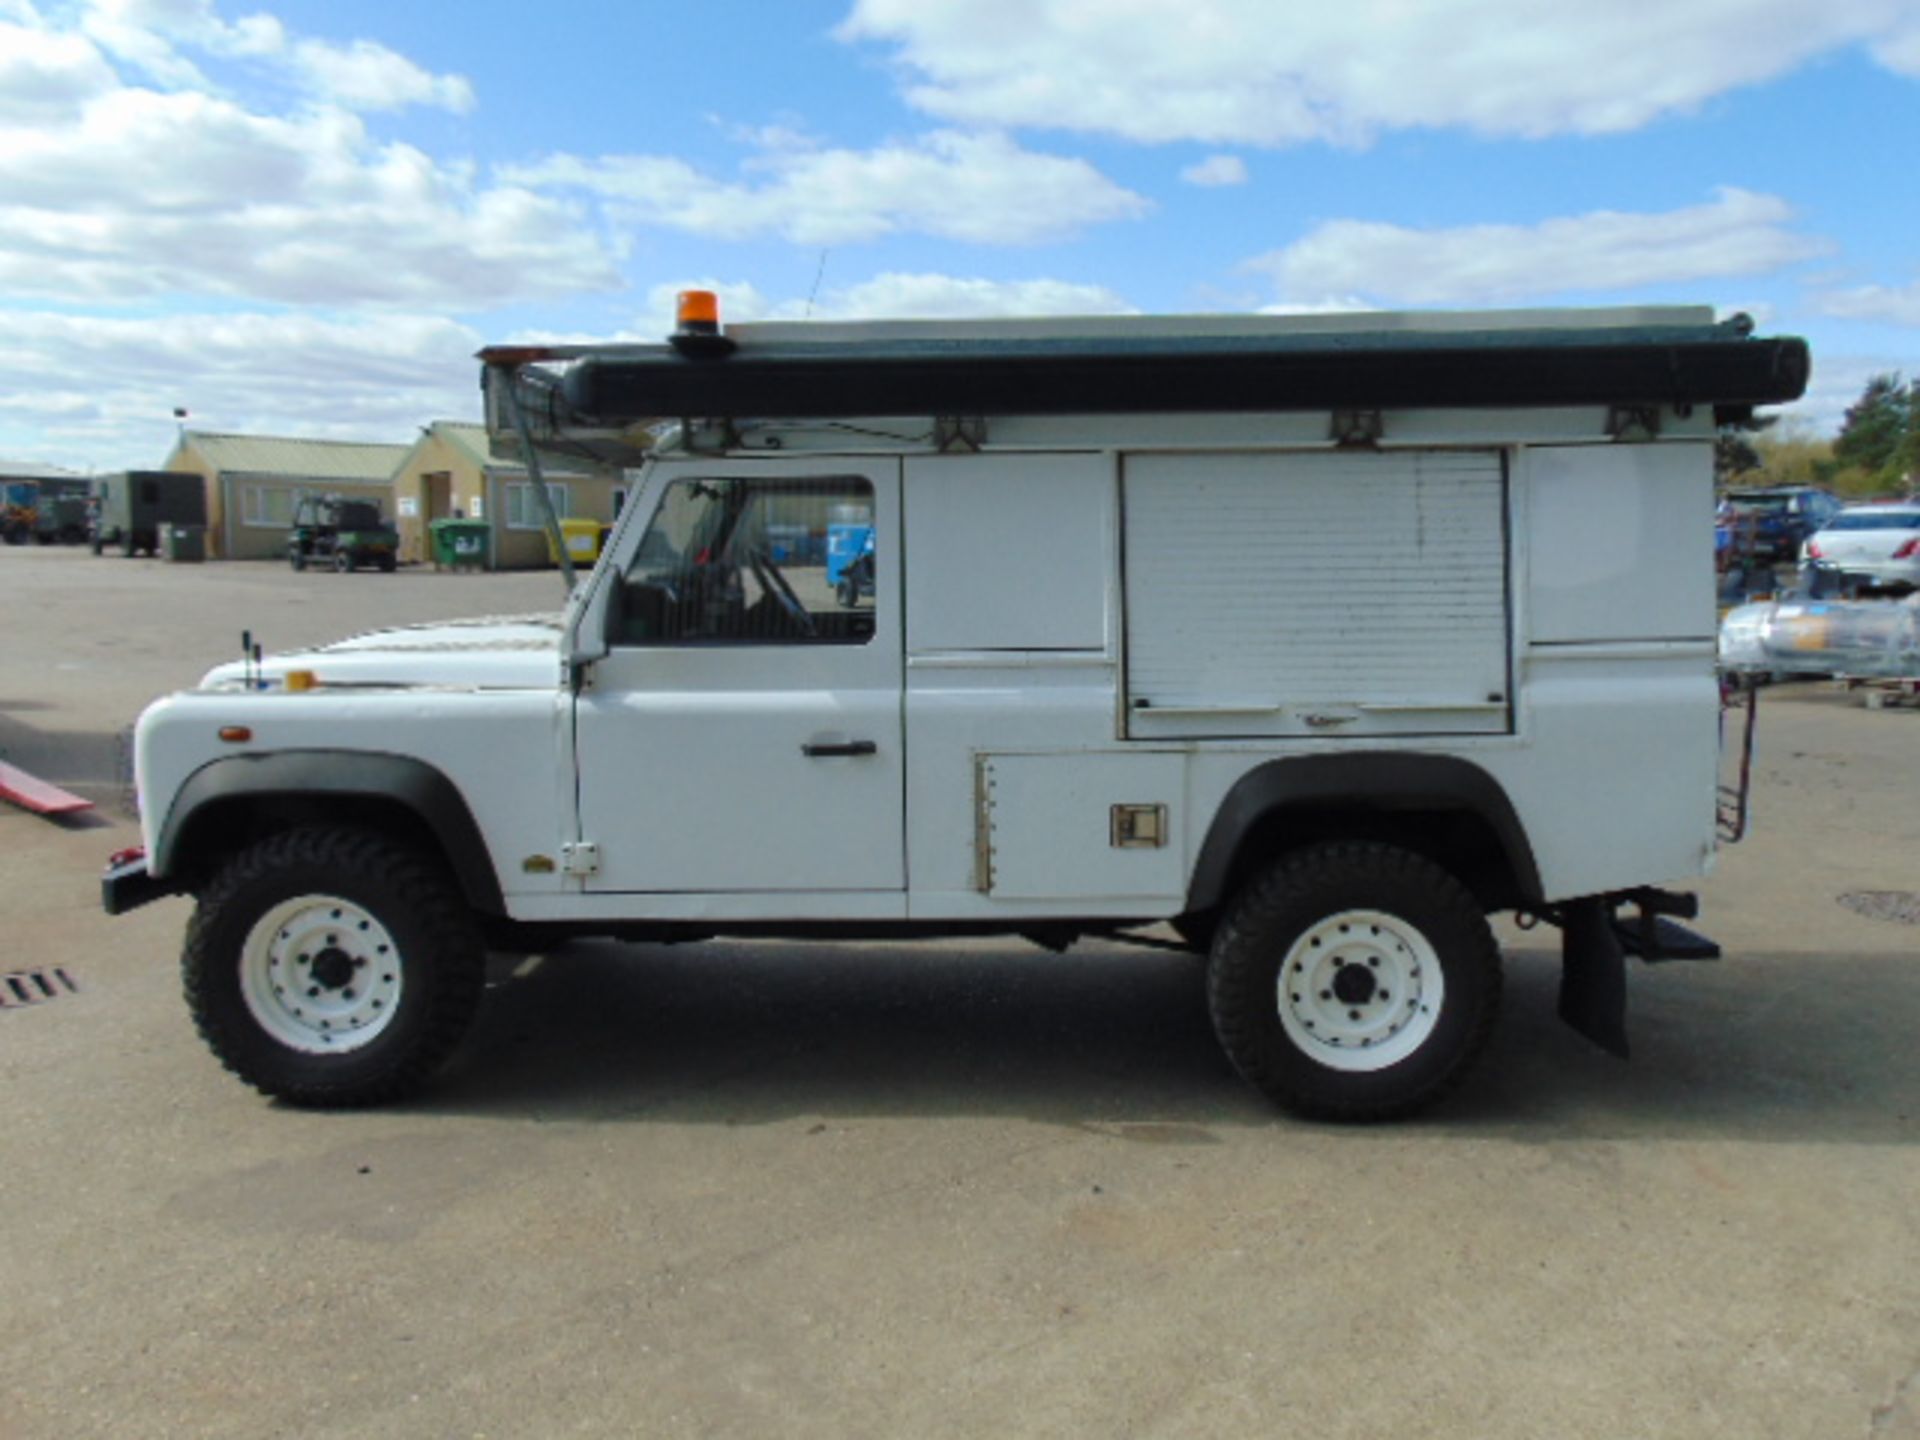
1716,486 -> 1841,564
827,521 -> 875,607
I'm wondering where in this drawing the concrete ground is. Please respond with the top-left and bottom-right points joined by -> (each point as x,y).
2,545 -> 1918,1439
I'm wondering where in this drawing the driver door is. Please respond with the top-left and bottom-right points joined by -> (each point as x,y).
573,458 -> 904,896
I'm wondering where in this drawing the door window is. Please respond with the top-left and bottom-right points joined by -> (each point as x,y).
612,476 -> 876,646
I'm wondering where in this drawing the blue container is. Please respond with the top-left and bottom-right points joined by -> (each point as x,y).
825,523 -> 874,585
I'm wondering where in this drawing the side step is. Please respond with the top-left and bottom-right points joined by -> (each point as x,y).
1611,913 -> 1721,963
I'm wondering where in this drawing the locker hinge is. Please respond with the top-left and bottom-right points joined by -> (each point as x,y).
1605,404 -> 1662,442
560,842 -> 600,877
1330,409 -> 1384,447
935,415 -> 988,453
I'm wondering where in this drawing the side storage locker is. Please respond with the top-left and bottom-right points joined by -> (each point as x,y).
1122,449 -> 1513,740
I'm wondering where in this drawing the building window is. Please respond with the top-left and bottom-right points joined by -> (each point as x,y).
242,485 -> 300,527
505,482 -> 570,530
611,476 -> 876,647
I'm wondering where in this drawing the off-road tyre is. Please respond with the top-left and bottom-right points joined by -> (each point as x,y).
333,550 -> 354,573
1207,842 -> 1501,1122
183,826 -> 486,1107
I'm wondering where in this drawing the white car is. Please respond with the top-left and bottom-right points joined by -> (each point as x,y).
1803,504 -> 1920,589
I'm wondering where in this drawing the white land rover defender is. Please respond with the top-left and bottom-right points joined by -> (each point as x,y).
104,301 -> 1807,1120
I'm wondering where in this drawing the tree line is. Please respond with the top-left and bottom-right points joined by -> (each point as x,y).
1720,372 -> 1919,498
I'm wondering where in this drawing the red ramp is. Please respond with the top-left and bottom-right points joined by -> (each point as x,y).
0,760 -> 93,816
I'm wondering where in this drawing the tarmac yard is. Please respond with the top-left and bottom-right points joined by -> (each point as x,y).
3,546 -> 1919,1439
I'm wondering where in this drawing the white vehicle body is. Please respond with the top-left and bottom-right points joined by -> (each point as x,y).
112,304 -> 1810,1116
1804,504 -> 1920,588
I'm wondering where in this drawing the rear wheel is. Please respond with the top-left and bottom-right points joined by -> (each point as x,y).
183,827 -> 486,1107
1207,842 -> 1501,1121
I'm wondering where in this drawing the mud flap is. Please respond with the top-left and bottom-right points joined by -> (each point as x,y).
1558,897 -> 1629,1058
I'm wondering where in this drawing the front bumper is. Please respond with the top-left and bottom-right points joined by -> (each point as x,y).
101,852 -> 181,916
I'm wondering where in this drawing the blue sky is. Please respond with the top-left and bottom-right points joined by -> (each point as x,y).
3,0 -> 1918,470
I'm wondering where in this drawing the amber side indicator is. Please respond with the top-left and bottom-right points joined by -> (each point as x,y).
218,726 -> 252,743
284,669 -> 317,692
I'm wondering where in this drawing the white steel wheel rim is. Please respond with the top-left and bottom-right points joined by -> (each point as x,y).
239,894 -> 405,1055
1275,908 -> 1446,1073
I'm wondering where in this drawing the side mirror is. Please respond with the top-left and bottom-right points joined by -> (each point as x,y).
602,574 -> 675,646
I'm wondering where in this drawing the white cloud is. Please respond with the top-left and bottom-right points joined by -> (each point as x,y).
633,272 -> 1137,335
0,79 -> 618,306
0,20 -> 119,120
1869,16 -> 1920,73
841,0 -> 1920,146
507,130 -> 1150,245
1774,352 -> 1908,434
815,272 -> 1137,318
78,0 -> 473,115
1814,280 -> 1920,327
1180,154 -> 1247,187
1245,188 -> 1829,307
291,37 -> 475,114
1256,296 -> 1374,316
0,310 -> 486,469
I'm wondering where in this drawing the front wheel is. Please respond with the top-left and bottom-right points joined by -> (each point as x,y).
182,827 -> 486,1106
334,550 -> 354,573
1207,843 -> 1501,1121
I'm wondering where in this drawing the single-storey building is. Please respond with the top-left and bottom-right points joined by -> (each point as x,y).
389,420 -> 629,569
163,431 -> 409,560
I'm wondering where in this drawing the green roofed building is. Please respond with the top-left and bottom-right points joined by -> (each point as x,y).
164,431 -> 410,561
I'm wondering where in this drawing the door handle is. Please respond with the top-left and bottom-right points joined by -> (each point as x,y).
801,740 -> 878,758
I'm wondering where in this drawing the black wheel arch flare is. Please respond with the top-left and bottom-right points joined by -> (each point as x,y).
153,750 -> 507,915
1185,752 -> 1544,916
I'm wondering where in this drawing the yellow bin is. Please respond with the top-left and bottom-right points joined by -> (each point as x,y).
547,517 -> 602,566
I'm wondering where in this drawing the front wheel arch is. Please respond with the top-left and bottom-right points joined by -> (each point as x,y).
155,751 -> 506,915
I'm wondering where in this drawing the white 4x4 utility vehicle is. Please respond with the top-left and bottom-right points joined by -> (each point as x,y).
105,301 -> 1807,1119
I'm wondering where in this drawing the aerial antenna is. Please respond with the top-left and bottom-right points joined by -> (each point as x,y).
805,250 -> 829,318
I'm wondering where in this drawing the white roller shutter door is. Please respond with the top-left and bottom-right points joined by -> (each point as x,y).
1123,449 -> 1511,739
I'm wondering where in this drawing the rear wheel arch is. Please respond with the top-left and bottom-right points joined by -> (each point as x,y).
154,751 -> 506,915
1185,753 -> 1542,922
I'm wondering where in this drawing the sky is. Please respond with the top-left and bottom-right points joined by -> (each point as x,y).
3,0 -> 1919,471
